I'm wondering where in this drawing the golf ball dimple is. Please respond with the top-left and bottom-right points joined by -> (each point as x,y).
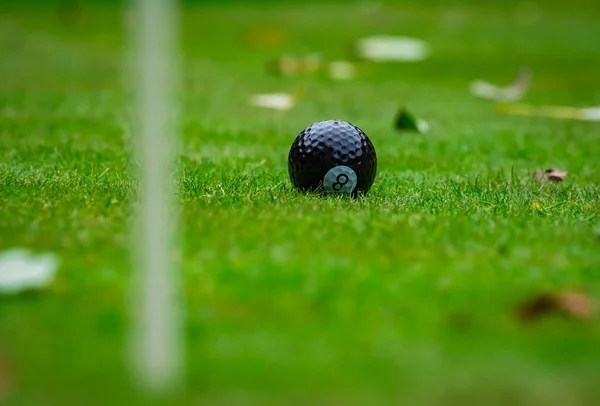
288,119 -> 377,196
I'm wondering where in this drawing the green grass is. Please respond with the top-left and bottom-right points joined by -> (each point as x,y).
1,0 -> 600,405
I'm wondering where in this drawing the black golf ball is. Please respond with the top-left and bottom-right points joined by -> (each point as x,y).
288,119 -> 377,196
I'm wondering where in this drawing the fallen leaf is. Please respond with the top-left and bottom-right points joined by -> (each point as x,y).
267,55 -> 299,76
470,67 -> 531,102
559,291 -> 596,318
250,93 -> 294,111
543,168 -> 567,182
257,159 -> 270,169
268,54 -> 324,77
394,107 -> 429,133
580,106 -> 600,121
356,36 -> 430,62
517,290 -> 596,322
496,103 -> 600,121
532,168 -> 567,182
0,249 -> 59,294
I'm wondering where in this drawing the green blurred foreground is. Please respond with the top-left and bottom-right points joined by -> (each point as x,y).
1,0 -> 600,405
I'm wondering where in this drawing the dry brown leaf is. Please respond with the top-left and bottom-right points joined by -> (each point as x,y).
532,170 -> 543,180
532,168 -> 567,182
543,168 -> 567,182
558,291 -> 597,318
268,54 -> 324,77
517,290 -> 596,322
267,56 -> 299,76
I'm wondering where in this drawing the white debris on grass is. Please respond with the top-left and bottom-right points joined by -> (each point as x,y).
394,107 -> 430,134
0,249 -> 59,294
416,119 -> 430,133
328,61 -> 355,80
470,67 -> 531,102
356,35 -> 430,62
251,93 -> 294,110
496,103 -> 600,121
580,106 -> 600,121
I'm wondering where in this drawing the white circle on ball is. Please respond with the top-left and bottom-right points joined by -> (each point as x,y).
323,166 -> 358,195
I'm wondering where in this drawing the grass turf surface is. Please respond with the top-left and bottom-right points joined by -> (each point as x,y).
1,0 -> 600,404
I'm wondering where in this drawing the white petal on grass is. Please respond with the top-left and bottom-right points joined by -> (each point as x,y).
328,61 -> 355,80
470,67 -> 531,102
0,249 -> 59,294
251,93 -> 294,110
356,36 -> 430,62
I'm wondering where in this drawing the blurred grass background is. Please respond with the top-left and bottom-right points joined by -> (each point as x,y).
1,0 -> 600,405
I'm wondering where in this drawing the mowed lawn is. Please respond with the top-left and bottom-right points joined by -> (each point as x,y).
1,0 -> 600,404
